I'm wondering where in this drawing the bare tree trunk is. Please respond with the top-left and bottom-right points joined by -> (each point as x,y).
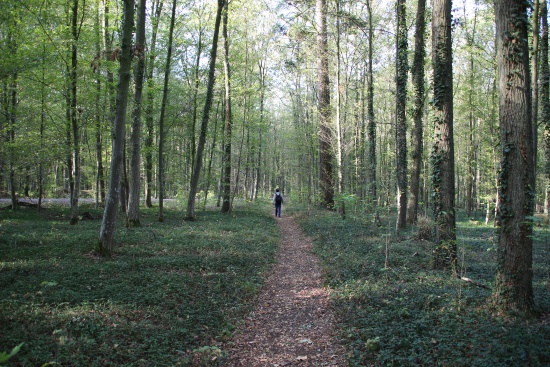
158,0 -> 177,222
395,0 -> 408,231
316,0 -> 334,209
97,0 -> 135,257
186,0 -> 225,220
431,0 -> 456,268
69,0 -> 80,225
144,0 -> 163,208
407,0 -> 426,225
127,0 -> 147,227
221,2 -> 232,213
493,0 -> 535,316
366,0 -> 377,211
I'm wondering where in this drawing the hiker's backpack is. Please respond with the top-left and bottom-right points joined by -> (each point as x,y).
275,193 -> 282,204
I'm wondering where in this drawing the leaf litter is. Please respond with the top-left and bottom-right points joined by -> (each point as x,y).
224,216 -> 345,366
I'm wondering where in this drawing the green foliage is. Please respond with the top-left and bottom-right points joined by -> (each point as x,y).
296,209 -> 550,367
0,203 -> 279,366
0,343 -> 23,366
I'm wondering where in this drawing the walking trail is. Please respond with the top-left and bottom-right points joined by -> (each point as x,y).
225,216 -> 345,366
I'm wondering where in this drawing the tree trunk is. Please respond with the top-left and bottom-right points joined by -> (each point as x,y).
431,0 -> 456,268
532,0 -> 540,178
69,0 -> 80,225
493,0 -> 535,316
144,0 -> 163,208
316,0 -> 334,209
186,0 -> 225,220
158,0 -> 177,222
395,0 -> 408,231
407,0 -> 426,225
97,0 -> 135,257
366,0 -> 376,210
127,0 -> 147,227
541,0 -> 550,221
221,2 -> 232,213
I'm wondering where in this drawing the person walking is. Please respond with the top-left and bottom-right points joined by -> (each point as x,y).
273,188 -> 284,217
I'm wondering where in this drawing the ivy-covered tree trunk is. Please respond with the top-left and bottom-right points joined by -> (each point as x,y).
221,2 -> 232,214
407,0 -> 426,225
127,0 -> 147,227
186,0 -> 225,220
395,0 -> 408,231
493,0 -> 534,316
431,0 -> 456,268
316,0 -> 334,209
97,0 -> 135,257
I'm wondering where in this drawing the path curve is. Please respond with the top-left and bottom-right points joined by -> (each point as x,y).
224,216 -> 345,366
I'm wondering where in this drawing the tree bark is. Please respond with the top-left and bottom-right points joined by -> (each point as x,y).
97,0 -> 135,257
158,0 -> 177,222
316,0 -> 334,209
186,0 -> 225,220
127,0 -> 147,227
395,0 -> 408,231
493,0 -> 535,316
407,0 -> 426,225
542,0 -> 550,220
366,0 -> 377,210
221,2 -> 232,213
431,0 -> 456,268
69,0 -> 80,225
144,0 -> 163,208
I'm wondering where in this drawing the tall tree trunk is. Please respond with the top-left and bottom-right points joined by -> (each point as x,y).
144,0 -> 163,208
407,0 -> 426,225
94,3 -> 105,209
335,0 -> 345,219
127,0 -> 147,227
431,0 -> 456,268
465,1 -> 479,218
69,0 -> 80,225
158,0 -> 177,222
8,73 -> 17,211
316,0 -> 334,209
542,0 -> 550,219
532,0 -> 540,178
366,0 -> 377,210
186,0 -> 225,220
221,2 -> 232,213
255,59 -> 267,201
97,0 -> 135,257
395,0 -> 408,231
493,0 -> 535,316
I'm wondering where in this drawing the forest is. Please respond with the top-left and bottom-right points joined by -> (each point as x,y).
1,0 -> 549,365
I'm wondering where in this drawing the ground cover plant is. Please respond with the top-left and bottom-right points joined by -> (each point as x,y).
0,202 -> 279,366
294,208 -> 550,367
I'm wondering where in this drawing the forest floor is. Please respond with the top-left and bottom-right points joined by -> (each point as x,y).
224,215 -> 346,366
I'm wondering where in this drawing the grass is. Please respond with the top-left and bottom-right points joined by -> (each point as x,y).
294,207 -> 550,367
0,202 -> 279,366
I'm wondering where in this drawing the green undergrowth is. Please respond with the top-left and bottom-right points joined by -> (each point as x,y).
295,208 -> 550,367
0,202 -> 279,366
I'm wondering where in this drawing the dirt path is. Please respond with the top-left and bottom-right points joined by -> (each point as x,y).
224,216 -> 345,366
